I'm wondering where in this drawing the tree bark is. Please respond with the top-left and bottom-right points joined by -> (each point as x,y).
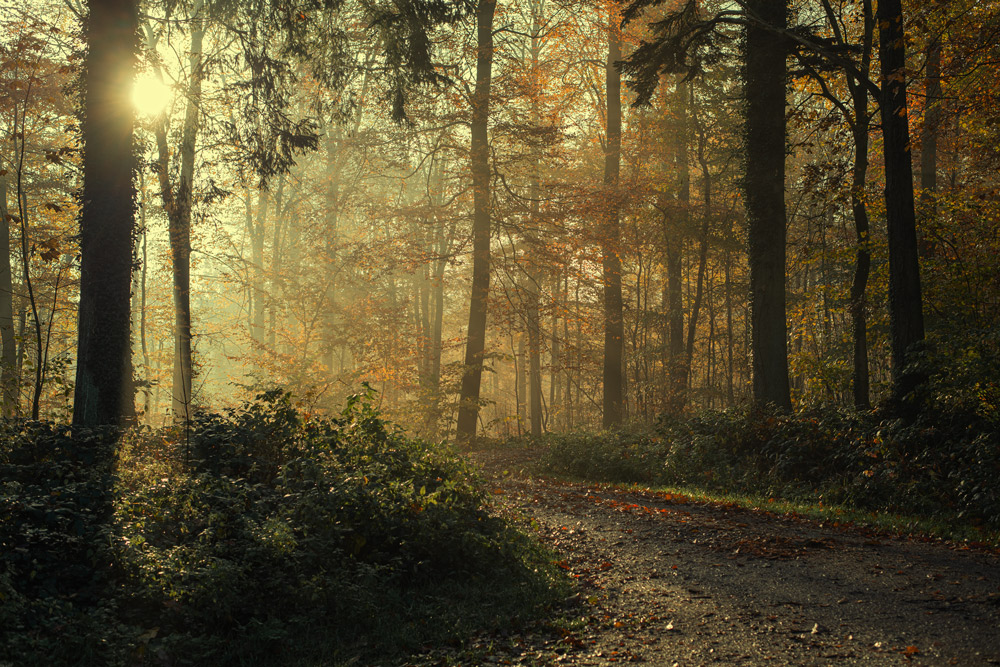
153,7 -> 203,423
848,0 -> 874,410
251,188 -> 268,343
526,276 -> 543,437
878,0 -> 926,405
0,175 -> 16,417
455,0 -> 497,444
920,39 -> 941,202
73,0 -> 137,427
664,77 -> 688,415
743,0 -> 792,411
602,10 -> 625,428
684,119 -> 712,399
526,0 -> 544,438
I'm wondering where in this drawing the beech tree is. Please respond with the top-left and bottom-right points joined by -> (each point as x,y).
456,0 -> 497,444
601,1 -> 626,427
741,0 -> 791,411
877,0 -> 925,405
73,0 -> 138,427
142,0 -> 205,423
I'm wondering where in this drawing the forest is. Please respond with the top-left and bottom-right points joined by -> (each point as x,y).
2,0 -> 999,664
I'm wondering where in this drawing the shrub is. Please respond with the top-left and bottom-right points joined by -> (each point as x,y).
540,399 -> 1000,530
1,389 -> 562,666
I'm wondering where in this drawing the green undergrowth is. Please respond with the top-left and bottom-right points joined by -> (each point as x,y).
538,391 -> 1000,545
0,388 -> 564,666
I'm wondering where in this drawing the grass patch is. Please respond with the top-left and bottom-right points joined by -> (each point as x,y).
628,483 -> 1000,546
0,388 -> 564,666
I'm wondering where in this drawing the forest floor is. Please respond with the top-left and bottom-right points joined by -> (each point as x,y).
415,446 -> 1000,667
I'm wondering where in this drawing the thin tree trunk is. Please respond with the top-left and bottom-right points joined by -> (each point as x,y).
17,189 -> 44,420
132,171 -> 150,417
322,127 -> 341,370
174,11 -> 204,422
424,222 -> 448,434
550,272 -> 561,428
152,5 -> 203,423
920,40 -> 941,201
724,246 -> 735,405
526,280 -> 543,437
140,191 -> 150,417
683,115 -> 711,402
602,9 -> 625,428
456,0 -> 497,444
517,333 -> 527,432
0,175 -> 16,416
525,0 -> 544,438
848,1 -> 874,410
250,188 -> 268,344
267,174 -> 287,352
565,272 -> 574,429
664,77 -> 688,414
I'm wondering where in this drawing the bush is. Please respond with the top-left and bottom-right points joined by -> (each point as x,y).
0,421 -> 125,664
540,398 -> 1000,530
1,389 -> 562,666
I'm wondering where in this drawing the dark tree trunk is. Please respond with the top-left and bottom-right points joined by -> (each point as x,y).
848,0 -> 875,410
153,13 -> 203,423
664,78 -> 688,415
526,280 -> 543,437
602,14 -> 625,429
743,0 -> 791,411
684,122 -> 712,396
920,40 -> 941,201
878,0 -> 926,404
423,221 -> 448,435
73,0 -> 137,427
849,115 -> 873,410
250,189 -> 268,343
456,0 -> 496,444
0,175 -> 16,417
526,1 -> 544,438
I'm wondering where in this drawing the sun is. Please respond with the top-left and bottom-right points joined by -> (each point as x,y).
132,73 -> 173,117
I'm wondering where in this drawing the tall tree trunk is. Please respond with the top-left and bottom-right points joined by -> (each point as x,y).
516,334 -> 526,433
743,0 -> 792,411
132,172 -> 151,417
139,184 -> 150,417
684,121 -> 712,395
848,0 -> 874,410
525,0 -> 545,438
664,77 -> 688,414
526,278 -> 543,437
322,127 -> 341,370
154,8 -> 203,423
0,175 -> 15,417
920,39 -> 941,200
724,246 -> 735,405
250,188 -> 268,344
602,9 -> 625,428
456,0 -> 496,444
73,0 -> 137,427
878,0 -> 926,405
267,173 -> 287,352
550,272 -> 562,428
424,219 -> 449,435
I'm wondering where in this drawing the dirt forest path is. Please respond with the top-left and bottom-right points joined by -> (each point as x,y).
460,449 -> 1000,666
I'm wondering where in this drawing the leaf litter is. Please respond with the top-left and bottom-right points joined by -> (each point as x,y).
417,448 -> 1000,666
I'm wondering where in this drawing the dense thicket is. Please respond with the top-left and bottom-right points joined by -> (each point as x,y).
0,391 -> 561,665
